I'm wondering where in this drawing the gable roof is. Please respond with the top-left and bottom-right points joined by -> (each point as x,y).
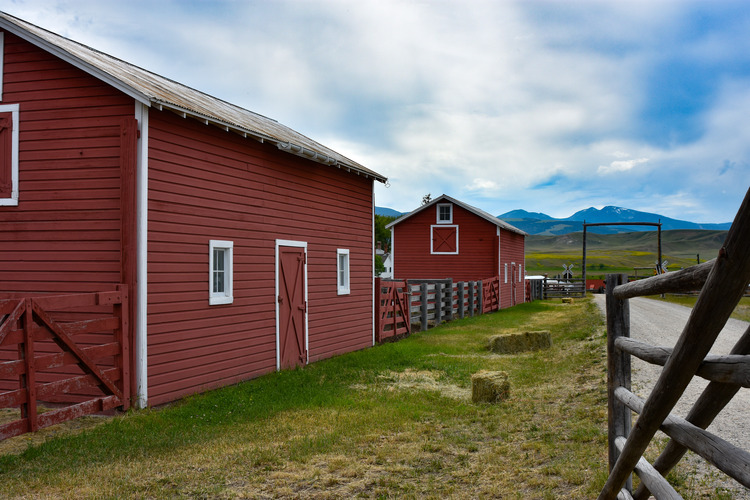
386,194 -> 527,236
0,11 -> 386,183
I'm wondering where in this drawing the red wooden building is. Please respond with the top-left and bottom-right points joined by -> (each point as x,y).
387,195 -> 527,308
0,12 -> 386,408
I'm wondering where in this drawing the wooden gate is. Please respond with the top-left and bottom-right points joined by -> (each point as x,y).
0,286 -> 130,441
374,278 -> 411,342
277,245 -> 307,369
482,276 -> 500,313
599,187 -> 750,499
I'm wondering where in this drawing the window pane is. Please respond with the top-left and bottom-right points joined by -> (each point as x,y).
213,270 -> 224,293
214,249 -> 224,271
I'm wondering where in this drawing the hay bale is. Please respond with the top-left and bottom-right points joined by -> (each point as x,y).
562,297 -> 574,304
471,370 -> 510,403
488,331 -> 551,354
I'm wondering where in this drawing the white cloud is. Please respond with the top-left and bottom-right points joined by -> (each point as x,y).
597,158 -> 649,174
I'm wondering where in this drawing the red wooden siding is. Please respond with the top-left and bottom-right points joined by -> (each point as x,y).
146,111 -> 374,405
0,33 -> 132,295
499,229 -> 525,309
393,204 -> 497,281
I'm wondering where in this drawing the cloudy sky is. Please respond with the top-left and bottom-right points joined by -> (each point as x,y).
4,0 -> 749,223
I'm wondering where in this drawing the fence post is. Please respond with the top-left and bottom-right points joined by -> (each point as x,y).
606,273 -> 632,494
457,281 -> 465,319
468,282 -> 474,317
435,283 -> 443,326
447,279 -> 454,320
420,283 -> 429,331
478,280 -> 484,315
374,278 -> 382,342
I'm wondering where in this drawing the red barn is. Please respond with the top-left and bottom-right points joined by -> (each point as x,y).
0,12 -> 386,408
387,195 -> 527,308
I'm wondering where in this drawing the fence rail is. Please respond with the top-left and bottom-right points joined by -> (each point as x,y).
599,186 -> 750,499
375,276 -> 501,340
542,278 -> 586,299
0,286 -> 130,441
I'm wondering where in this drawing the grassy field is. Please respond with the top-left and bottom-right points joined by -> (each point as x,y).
0,299 -> 730,498
525,230 -> 726,277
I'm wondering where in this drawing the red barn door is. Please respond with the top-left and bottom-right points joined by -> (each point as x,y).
277,243 -> 308,369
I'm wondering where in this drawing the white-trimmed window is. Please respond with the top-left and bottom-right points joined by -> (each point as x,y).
337,249 -> 350,295
209,240 -> 233,305
504,263 -> 508,283
0,103 -> 20,206
436,203 -> 452,224
436,203 -> 453,224
519,264 -> 523,282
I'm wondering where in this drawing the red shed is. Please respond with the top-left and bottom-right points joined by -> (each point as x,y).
387,195 -> 527,308
0,12 -> 386,408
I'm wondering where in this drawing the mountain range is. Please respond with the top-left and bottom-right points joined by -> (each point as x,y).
375,205 -> 732,235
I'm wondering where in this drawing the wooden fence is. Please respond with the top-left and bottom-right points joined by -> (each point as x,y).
599,187 -> 750,499
0,286 -> 130,441
542,277 -> 586,299
375,276 -> 500,341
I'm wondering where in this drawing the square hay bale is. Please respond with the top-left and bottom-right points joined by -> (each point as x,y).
471,370 -> 510,403
488,331 -> 552,354
562,297 -> 574,304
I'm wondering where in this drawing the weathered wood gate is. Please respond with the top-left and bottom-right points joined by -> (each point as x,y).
599,187 -> 750,499
374,278 -> 411,342
0,286 -> 130,441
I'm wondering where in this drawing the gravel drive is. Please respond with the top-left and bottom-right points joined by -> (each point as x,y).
593,294 -> 750,498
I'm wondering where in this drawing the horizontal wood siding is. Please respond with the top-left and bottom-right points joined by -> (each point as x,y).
393,203 -> 497,281
147,111 -> 374,405
0,33 -> 130,295
500,230 -> 526,308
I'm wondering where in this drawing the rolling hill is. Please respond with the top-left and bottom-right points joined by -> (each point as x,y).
525,229 -> 727,276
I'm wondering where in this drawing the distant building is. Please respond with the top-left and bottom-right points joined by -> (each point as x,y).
386,194 -> 527,308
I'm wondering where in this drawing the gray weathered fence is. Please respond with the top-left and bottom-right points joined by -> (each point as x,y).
599,186 -> 750,499
543,277 -> 586,299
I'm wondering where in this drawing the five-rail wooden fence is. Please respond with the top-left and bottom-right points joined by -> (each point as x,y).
599,186 -> 750,499
375,276 -> 502,342
0,286 -> 130,441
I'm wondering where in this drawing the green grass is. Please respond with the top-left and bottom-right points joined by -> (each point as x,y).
0,299 -> 721,498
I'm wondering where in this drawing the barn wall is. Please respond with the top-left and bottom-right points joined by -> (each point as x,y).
499,229 -> 526,308
0,33 -> 131,295
392,203 -> 497,281
146,110 -> 374,405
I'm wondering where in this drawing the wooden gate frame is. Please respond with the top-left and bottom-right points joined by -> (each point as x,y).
599,187 -> 750,499
0,285 -> 130,441
374,278 -> 411,342
482,276 -> 500,313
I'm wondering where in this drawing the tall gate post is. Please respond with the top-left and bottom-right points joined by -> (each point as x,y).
606,273 -> 632,494
478,280 -> 484,315
420,283 -> 429,331
374,278 -> 382,342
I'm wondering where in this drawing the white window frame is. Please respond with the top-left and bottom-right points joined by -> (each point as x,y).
0,103 -> 20,207
209,240 -> 234,305
337,248 -> 350,295
504,263 -> 508,283
0,32 -> 5,101
436,203 -> 453,224
519,264 -> 523,282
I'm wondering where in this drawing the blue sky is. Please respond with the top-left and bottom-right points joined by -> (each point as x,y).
5,0 -> 749,223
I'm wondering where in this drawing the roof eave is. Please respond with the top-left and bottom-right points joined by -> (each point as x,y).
0,16 -> 152,107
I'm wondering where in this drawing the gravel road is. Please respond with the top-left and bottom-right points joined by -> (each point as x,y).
593,294 -> 750,497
